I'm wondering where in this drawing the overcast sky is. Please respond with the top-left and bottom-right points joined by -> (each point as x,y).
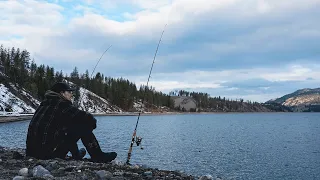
1,0 -> 319,102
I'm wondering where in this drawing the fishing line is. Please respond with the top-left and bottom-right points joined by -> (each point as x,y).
76,45 -> 112,109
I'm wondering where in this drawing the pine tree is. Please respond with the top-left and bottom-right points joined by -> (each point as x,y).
0,44 -> 272,113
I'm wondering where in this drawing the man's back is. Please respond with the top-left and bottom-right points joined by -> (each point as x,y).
26,90 -> 94,159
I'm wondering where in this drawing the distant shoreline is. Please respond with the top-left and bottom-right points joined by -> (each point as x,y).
0,112 -> 178,123
0,111 -> 298,123
0,112 -> 185,123
0,115 -> 34,123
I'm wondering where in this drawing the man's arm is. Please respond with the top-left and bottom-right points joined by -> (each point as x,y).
61,105 -> 97,130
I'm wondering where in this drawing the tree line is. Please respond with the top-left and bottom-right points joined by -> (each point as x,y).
68,67 -> 175,111
0,45 -> 174,111
169,89 -> 273,112
0,45 -> 287,112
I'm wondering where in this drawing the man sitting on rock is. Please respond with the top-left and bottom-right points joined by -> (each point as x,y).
26,82 -> 117,162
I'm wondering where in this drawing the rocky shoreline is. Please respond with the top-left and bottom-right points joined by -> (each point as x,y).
0,147 -> 217,180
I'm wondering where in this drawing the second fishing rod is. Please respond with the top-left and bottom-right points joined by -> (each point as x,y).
76,45 -> 112,109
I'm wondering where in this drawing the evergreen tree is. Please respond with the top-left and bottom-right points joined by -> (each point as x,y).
0,44 -> 274,113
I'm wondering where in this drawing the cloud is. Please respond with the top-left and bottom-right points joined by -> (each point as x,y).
0,0 -> 320,102
0,1 -> 63,34
125,63 -> 320,102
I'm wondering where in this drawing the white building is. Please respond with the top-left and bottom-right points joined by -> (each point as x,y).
170,96 -> 197,111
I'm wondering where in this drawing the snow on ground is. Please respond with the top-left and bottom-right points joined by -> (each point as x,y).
132,100 -> 164,113
0,84 -> 36,113
9,83 -> 40,107
133,100 -> 147,112
0,81 -> 123,114
77,87 -> 123,113
0,78 -> 151,114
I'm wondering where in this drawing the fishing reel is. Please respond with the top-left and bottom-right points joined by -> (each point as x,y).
135,136 -> 144,150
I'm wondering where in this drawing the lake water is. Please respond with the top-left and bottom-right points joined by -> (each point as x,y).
0,113 -> 319,180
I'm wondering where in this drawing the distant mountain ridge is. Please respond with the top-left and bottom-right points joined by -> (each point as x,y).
266,88 -> 320,112
0,66 -> 292,114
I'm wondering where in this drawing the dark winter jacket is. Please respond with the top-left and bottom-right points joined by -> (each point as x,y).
26,90 -> 97,159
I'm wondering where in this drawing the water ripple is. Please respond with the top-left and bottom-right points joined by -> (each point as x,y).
0,113 -> 319,179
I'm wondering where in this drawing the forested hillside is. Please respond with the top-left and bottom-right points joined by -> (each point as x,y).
0,44 -> 288,113
266,88 -> 320,112
0,45 -> 174,112
169,90 -> 290,112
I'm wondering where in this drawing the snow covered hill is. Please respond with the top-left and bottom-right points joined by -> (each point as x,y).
0,82 -> 124,115
76,87 -> 123,113
0,83 -> 39,114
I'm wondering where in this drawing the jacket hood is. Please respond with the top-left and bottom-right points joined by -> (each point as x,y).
44,90 -> 72,103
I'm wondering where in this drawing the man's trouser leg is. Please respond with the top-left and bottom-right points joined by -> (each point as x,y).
66,127 -> 106,160
77,129 -> 117,162
79,130 -> 105,160
54,127 -> 116,162
52,130 -> 82,159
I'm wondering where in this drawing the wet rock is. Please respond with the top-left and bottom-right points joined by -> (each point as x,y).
110,177 -> 126,180
33,165 -> 51,177
130,164 -> 140,169
43,174 -> 54,179
113,171 -> 124,176
111,160 -> 125,167
12,151 -> 23,159
13,176 -> 25,180
199,174 -> 213,180
1,148 -> 197,180
169,173 -> 177,179
144,171 -> 153,178
45,161 -> 59,171
180,172 -> 189,178
122,172 -> 136,178
8,159 -> 18,164
96,170 -> 113,179
140,164 -> 149,169
51,167 -> 65,176
64,165 -> 77,172
18,168 -> 28,177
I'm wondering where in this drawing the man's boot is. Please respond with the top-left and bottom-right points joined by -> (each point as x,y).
82,132 -> 117,163
92,152 -> 117,163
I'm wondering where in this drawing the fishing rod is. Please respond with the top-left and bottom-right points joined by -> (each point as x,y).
126,24 -> 167,165
75,45 -> 112,109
